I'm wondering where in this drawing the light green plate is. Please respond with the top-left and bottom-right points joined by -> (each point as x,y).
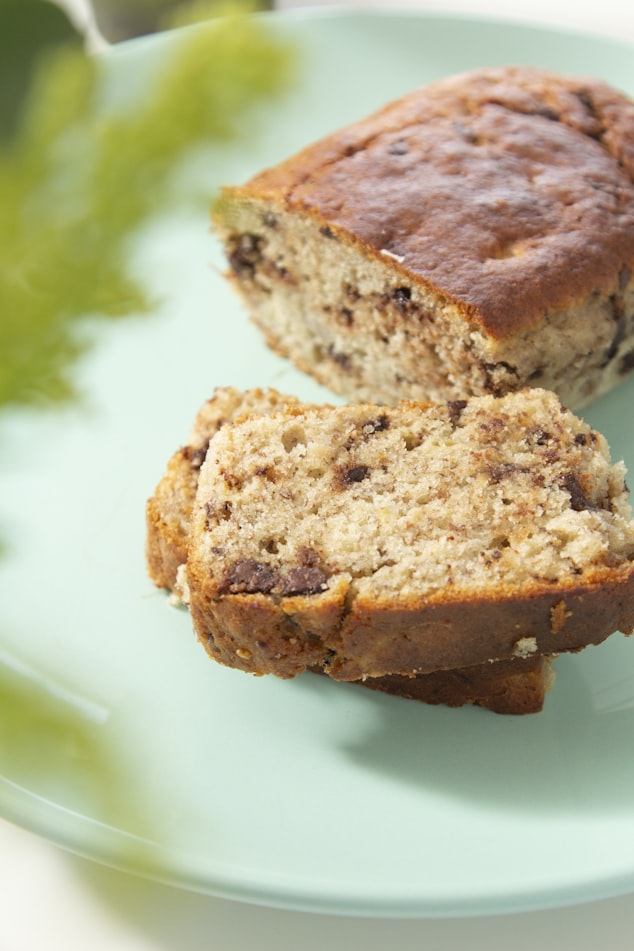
2,9 -> 634,919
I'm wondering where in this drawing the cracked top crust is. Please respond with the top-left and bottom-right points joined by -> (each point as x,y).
228,66 -> 634,339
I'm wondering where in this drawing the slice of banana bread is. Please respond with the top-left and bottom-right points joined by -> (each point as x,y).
318,654 -> 553,716
146,387 -> 301,591
146,387 -> 556,713
212,66 -> 634,410
186,388 -> 634,684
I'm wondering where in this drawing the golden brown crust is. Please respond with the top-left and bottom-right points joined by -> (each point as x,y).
146,445 -> 201,590
190,577 -> 351,678
188,565 -> 634,681
327,573 -> 634,680
224,66 -> 634,340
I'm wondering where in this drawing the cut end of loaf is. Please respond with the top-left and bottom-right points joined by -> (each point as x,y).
214,194 -> 634,410
212,65 -> 634,410
193,389 -> 634,599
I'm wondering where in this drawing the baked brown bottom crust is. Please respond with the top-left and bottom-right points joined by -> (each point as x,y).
312,654 -> 554,715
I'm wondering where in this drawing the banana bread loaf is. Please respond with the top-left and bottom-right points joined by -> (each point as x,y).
212,65 -> 634,409
186,388 -> 634,683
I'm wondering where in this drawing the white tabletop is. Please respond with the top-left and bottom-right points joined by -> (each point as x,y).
3,2 -> 634,948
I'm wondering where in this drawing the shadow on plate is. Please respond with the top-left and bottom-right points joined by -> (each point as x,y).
296,647 -> 634,816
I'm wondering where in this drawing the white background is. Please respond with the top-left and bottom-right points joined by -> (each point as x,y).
3,1 -> 634,948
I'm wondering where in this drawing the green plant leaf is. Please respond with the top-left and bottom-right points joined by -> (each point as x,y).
0,1 -> 294,410
0,0 -> 81,144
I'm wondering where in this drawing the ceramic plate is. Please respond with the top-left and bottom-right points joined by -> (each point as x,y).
2,9 -> 634,918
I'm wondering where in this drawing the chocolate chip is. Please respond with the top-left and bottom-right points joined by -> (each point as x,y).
319,225 -> 337,239
532,428 -> 552,446
447,400 -> 467,426
261,212 -> 278,228
183,440 -> 210,469
279,566 -> 328,596
362,415 -> 390,435
218,554 -> 329,598
341,464 -> 371,485
321,649 -> 336,668
392,286 -> 412,313
218,559 -> 279,595
560,473 -> 597,511
325,344 -> 350,369
603,318 -> 626,365
482,361 -> 520,395
228,233 -> 263,277
205,500 -> 233,525
486,462 -> 526,484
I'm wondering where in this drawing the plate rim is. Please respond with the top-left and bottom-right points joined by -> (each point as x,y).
3,5 -> 634,919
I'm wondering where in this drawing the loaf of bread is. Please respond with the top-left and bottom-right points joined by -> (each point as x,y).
212,66 -> 634,410
186,388 -> 634,686
146,386 -> 555,713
